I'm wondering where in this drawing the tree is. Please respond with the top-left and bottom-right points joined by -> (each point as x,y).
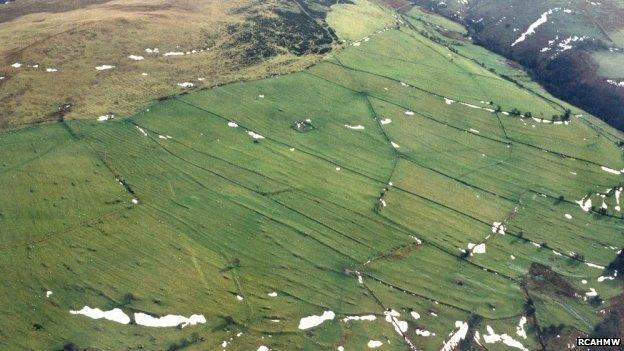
562,109 -> 572,121
63,343 -> 80,351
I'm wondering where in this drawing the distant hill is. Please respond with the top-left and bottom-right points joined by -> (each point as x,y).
414,0 -> 624,130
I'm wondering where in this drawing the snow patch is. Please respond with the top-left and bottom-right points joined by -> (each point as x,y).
575,197 -> 592,212
516,316 -> 527,339
98,114 -> 113,122
70,306 -> 131,325
384,309 -> 408,335
134,313 -> 206,328
601,166 -> 621,175
511,9 -> 557,47
483,325 -> 529,351
298,311 -> 335,330
491,222 -> 506,235
342,315 -> 377,322
247,131 -> 265,140
367,340 -> 383,348
441,321 -> 470,351
95,65 -> 115,71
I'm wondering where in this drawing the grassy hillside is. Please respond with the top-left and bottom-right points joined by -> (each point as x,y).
0,0 -> 341,129
0,1 -> 623,350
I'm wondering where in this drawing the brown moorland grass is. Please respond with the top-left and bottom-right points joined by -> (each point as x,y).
0,0 -> 335,129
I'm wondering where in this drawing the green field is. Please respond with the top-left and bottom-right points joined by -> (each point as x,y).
1,1 -> 623,350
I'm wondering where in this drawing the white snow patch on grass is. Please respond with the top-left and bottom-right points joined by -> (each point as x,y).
98,115 -> 113,122
342,315 -> 377,322
601,166 -> 621,175
575,197 -> 592,212
491,222 -> 506,235
136,126 -> 148,136
511,9 -> 556,47
586,262 -> 605,269
467,243 -> 486,255
247,131 -> 265,139
380,118 -> 392,125
461,102 -> 481,109
164,51 -> 184,56
178,82 -> 194,88
384,309 -> 408,335
70,306 -> 131,324
228,122 -> 238,128
298,311 -> 335,330
516,316 -> 527,339
128,55 -> 144,61
344,124 -> 365,130
441,321 -> 470,351
95,65 -> 115,71
597,276 -> 615,282
134,313 -> 206,328
483,325 -> 529,351
367,340 -> 383,348
416,328 -> 433,336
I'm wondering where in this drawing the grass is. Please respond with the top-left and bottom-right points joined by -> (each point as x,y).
0,0 -> 330,129
592,51 -> 624,78
326,0 -> 397,41
0,1 -> 623,350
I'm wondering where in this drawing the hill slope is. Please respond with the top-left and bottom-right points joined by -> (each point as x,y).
0,0 -> 341,129
414,0 -> 624,131
0,1 -> 623,350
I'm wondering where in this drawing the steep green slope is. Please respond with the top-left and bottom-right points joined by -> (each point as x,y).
414,0 -> 624,131
1,1 -> 623,350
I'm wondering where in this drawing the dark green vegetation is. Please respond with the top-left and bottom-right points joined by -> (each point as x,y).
225,0 -> 343,66
414,0 -> 624,131
1,1 -> 623,350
